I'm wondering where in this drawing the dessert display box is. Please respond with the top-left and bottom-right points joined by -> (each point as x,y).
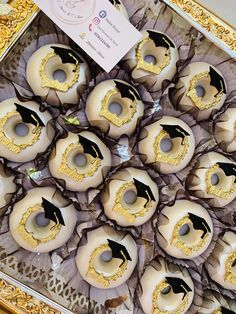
0,0 -> 236,313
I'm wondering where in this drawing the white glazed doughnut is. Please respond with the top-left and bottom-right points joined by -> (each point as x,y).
206,231 -> 236,291
49,131 -> 111,192
76,225 -> 137,289
172,62 -> 227,120
199,291 -> 236,313
157,200 -> 213,259
187,152 -> 236,207
26,44 -> 90,106
214,108 -> 236,153
123,30 -> 179,91
9,187 -> 77,253
85,79 -> 144,139
138,116 -> 195,174
0,98 -> 54,163
109,0 -> 129,19
0,163 -> 16,210
101,167 -> 159,227
139,258 -> 194,314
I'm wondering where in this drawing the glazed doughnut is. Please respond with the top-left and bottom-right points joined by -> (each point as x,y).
85,79 -> 144,139
157,200 -> 213,259
206,231 -> 236,290
199,291 -> 236,313
49,131 -> 111,192
26,44 -> 90,106
139,258 -> 194,314
109,0 -> 129,19
172,62 -> 227,120
0,98 -> 54,163
0,163 -> 16,210
76,225 -> 137,289
214,108 -> 236,153
9,187 -> 77,253
186,152 -> 236,207
123,30 -> 179,91
138,116 -> 195,174
101,167 -> 159,227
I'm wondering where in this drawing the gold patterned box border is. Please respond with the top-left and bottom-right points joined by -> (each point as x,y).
163,0 -> 236,58
0,0 -> 39,63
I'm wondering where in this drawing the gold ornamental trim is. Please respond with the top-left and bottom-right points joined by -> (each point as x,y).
224,251 -> 236,285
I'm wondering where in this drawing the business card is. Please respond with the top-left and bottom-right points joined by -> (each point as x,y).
33,0 -> 142,72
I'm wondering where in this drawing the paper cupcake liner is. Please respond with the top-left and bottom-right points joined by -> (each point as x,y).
199,289 -> 236,312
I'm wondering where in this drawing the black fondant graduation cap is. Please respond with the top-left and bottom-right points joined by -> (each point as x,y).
78,135 -> 104,160
209,66 -> 226,95
160,124 -> 190,145
15,103 -> 45,127
133,178 -> 156,206
217,162 -> 236,183
147,30 -> 175,49
109,0 -> 121,5
114,80 -> 141,101
42,198 -> 65,226
221,307 -> 235,314
107,239 -> 132,266
188,212 -> 211,238
165,277 -> 192,300
51,46 -> 84,65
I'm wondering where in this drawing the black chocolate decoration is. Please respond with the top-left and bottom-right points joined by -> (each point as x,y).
78,135 -> 104,160
133,178 -> 156,207
42,198 -> 65,226
160,124 -> 190,145
51,46 -> 84,65
114,80 -> 141,101
217,162 -> 236,183
188,212 -> 211,239
107,239 -> 132,266
209,66 -> 226,95
147,30 -> 175,49
165,277 -> 192,300
15,103 -> 45,128
221,307 -> 236,314
109,0 -> 121,5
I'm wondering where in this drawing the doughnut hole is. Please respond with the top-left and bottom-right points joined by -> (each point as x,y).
194,77 -> 218,104
141,40 -> 168,70
210,168 -> 234,191
25,210 -> 54,240
121,186 -> 147,215
179,221 -> 204,246
107,93 -> 133,120
93,247 -> 121,276
66,147 -> 95,174
53,69 -> 67,83
157,283 -> 184,312
144,55 -> 157,65
159,135 -> 185,158
14,123 -> 29,137
123,190 -> 137,205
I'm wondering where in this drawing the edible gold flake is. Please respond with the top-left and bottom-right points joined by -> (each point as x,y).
224,251 -> 236,285
87,244 -> 128,288
212,309 -> 222,314
40,52 -> 80,92
63,116 -> 80,126
136,37 -> 171,75
187,71 -> 223,110
16,204 -> 61,248
206,164 -> 236,199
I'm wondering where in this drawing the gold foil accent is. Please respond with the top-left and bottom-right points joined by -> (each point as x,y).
212,309 -> 222,314
172,216 -> 209,256
154,130 -> 189,165
99,88 -> 137,127
224,251 -> 236,285
152,280 -> 189,314
63,116 -> 80,126
206,164 -> 236,199
112,182 -> 152,223
59,142 -> 101,182
136,37 -> 171,74
39,52 -> 80,92
0,111 -> 42,154
87,244 -> 128,288
187,71 -> 223,110
16,204 -> 61,248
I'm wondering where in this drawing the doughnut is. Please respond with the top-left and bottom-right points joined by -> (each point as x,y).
206,231 -> 236,291
0,98 -> 54,163
101,167 -> 159,227
85,79 -> 144,139
0,163 -> 16,210
172,62 -> 227,121
157,200 -> 213,259
186,152 -> 236,207
139,258 -> 194,314
138,116 -> 195,174
76,225 -> 137,289
214,108 -> 236,153
123,30 -> 179,91
200,291 -> 236,313
9,187 -> 77,253
49,131 -> 111,192
109,0 -> 129,19
26,44 -> 90,106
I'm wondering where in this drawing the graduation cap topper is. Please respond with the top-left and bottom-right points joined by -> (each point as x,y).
78,135 -> 104,160
165,277 -> 192,300
15,103 -> 45,130
221,307 -> 235,314
147,30 -> 175,49
107,239 -> 132,266
133,178 -> 156,207
160,124 -> 190,145
109,0 -> 121,5
51,46 -> 84,66
209,66 -> 226,95
114,80 -> 141,101
41,198 -> 65,226
217,162 -> 236,183
188,212 -> 211,239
